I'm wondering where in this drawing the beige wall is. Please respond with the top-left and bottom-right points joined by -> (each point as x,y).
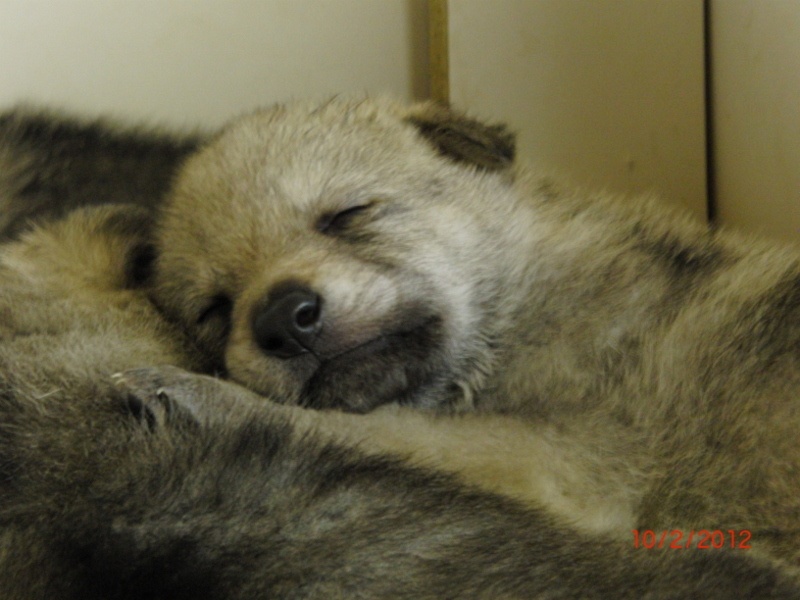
448,0 -> 707,221
1,1 -> 797,242
0,0 -> 428,127
709,1 -> 800,244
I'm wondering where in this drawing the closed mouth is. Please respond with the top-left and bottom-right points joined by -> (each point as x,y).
320,314 -> 440,364
300,315 -> 444,410
321,333 -> 391,362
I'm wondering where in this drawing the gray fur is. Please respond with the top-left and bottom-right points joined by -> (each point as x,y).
149,97 -> 800,570
3,207 -> 794,597
0,106 -> 203,240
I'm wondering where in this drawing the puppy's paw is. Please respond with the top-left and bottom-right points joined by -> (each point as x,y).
112,365 -> 264,426
112,366 -> 204,429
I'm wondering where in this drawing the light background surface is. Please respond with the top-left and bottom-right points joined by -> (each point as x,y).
1,0 -> 797,241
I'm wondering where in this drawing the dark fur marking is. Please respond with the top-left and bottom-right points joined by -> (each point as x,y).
632,227 -> 728,280
0,111 -> 200,163
124,243 -> 157,289
407,105 -> 515,171
79,531 -> 226,600
0,110 -> 203,240
735,269 -> 800,361
301,314 -> 447,411
0,383 -> 30,495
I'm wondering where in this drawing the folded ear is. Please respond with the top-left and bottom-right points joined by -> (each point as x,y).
405,102 -> 516,171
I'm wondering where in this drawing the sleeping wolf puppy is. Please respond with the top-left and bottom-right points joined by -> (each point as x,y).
0,106 -> 202,240
149,97 -> 800,566
4,209 -> 793,597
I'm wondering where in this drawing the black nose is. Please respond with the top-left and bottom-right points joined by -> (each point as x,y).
252,284 -> 322,358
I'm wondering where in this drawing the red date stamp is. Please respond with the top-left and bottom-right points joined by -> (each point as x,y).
632,529 -> 751,550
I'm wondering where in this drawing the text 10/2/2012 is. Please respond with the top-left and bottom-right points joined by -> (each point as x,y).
632,529 -> 751,550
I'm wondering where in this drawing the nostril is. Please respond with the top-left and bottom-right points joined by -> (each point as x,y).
294,298 -> 320,330
261,334 -> 289,354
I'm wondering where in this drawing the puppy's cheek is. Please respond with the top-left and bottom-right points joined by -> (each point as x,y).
225,337 -> 311,405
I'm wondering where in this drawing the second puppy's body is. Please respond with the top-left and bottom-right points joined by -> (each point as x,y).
0,107 -> 202,240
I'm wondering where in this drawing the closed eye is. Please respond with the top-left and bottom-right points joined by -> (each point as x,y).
316,203 -> 374,235
197,294 -> 233,326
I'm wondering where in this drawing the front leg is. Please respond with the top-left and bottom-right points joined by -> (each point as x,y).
111,365 -> 635,534
113,365 -> 264,426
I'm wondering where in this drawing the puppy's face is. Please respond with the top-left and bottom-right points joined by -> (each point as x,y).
153,98 -> 516,411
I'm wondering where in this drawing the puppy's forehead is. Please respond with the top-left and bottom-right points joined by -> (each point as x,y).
225,100 -> 422,170
207,100 -> 434,214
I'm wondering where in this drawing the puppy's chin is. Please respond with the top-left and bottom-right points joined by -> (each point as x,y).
226,316 -> 448,412
300,319 -> 448,412
224,349 -> 309,406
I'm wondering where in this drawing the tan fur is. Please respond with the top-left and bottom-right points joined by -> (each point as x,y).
0,205 -> 203,396
214,386 -> 636,533
5,206 -> 792,598
152,97 -> 800,570
0,205 -> 606,524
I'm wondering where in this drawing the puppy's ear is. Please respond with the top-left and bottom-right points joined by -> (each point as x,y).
405,102 -> 515,171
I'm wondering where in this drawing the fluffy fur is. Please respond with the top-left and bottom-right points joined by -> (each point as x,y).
149,97 -> 800,569
3,207 -> 793,597
3,99 -> 800,595
0,106 -> 202,240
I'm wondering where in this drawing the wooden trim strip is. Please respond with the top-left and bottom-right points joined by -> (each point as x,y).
428,0 -> 449,103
